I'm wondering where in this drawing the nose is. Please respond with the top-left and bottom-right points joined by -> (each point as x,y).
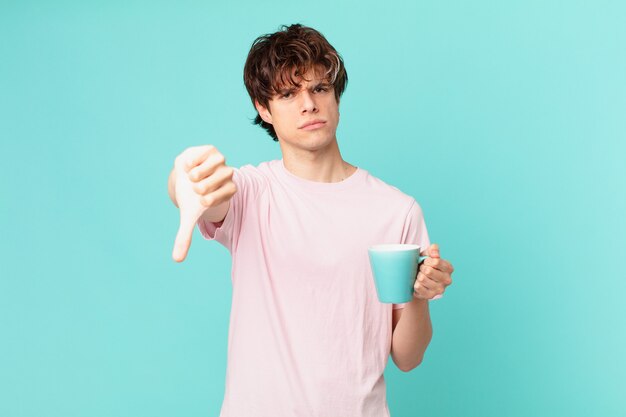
300,90 -> 318,114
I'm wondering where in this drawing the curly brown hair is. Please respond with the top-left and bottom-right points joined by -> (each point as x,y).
243,23 -> 348,141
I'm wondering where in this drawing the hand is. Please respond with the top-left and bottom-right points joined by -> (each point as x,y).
172,145 -> 236,262
413,244 -> 454,300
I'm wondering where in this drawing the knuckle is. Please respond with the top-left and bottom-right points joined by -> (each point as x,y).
175,154 -> 187,169
194,182 -> 207,195
202,194 -> 215,207
186,147 -> 198,159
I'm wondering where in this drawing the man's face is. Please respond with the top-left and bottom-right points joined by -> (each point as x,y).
255,67 -> 340,154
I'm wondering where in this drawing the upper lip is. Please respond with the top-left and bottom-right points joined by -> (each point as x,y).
299,119 -> 326,129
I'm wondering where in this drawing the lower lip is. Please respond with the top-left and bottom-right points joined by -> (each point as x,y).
301,122 -> 326,130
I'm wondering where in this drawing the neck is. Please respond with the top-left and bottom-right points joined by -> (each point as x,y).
280,140 -> 356,183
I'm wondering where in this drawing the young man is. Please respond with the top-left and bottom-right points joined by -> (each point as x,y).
168,24 -> 454,417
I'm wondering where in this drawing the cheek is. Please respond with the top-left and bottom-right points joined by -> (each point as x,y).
329,112 -> 340,128
273,116 -> 295,137
327,105 -> 337,117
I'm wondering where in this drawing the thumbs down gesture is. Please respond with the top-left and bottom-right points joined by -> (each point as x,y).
171,145 -> 236,262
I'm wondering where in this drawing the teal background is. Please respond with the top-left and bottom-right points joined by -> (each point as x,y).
1,1 -> 624,416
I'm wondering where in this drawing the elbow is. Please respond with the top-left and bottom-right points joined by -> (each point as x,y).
392,350 -> 424,372
393,338 -> 431,372
392,324 -> 433,372
398,356 -> 423,373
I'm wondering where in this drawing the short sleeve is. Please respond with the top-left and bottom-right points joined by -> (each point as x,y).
393,199 -> 430,310
196,164 -> 267,253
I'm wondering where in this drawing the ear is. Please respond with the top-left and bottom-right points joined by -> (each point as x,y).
254,100 -> 273,124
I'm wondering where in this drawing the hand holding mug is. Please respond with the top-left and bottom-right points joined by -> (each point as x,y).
413,244 -> 454,301
368,243 -> 454,303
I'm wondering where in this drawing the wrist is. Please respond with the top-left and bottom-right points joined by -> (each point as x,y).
410,295 -> 429,308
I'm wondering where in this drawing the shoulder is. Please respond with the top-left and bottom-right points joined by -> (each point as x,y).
362,169 -> 417,209
360,169 -> 427,224
228,161 -> 275,200
234,160 -> 274,185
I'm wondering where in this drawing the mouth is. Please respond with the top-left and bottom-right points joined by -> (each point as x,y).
299,120 -> 326,130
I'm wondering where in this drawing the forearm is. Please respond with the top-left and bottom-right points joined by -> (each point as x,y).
391,297 -> 433,372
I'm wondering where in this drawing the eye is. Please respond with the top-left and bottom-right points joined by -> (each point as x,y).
314,85 -> 329,93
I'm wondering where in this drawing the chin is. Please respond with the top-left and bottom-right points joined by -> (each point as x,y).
279,130 -> 336,148
298,137 -> 334,150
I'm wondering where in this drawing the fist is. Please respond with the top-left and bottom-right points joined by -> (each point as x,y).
172,145 -> 237,262
175,145 -> 236,207
413,244 -> 454,300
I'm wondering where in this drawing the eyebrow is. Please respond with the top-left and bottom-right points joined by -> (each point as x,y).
277,86 -> 296,94
277,81 -> 330,94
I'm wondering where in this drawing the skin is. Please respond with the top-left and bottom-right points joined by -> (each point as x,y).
168,65 -> 454,371
391,244 -> 454,371
169,145 -> 236,262
254,66 -> 356,183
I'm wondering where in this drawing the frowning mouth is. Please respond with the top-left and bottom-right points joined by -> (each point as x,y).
299,120 -> 326,130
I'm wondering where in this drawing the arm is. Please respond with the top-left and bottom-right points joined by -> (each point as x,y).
391,244 -> 454,372
391,299 -> 433,372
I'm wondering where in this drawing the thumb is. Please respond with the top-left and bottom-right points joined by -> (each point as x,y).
422,243 -> 440,258
172,209 -> 197,262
